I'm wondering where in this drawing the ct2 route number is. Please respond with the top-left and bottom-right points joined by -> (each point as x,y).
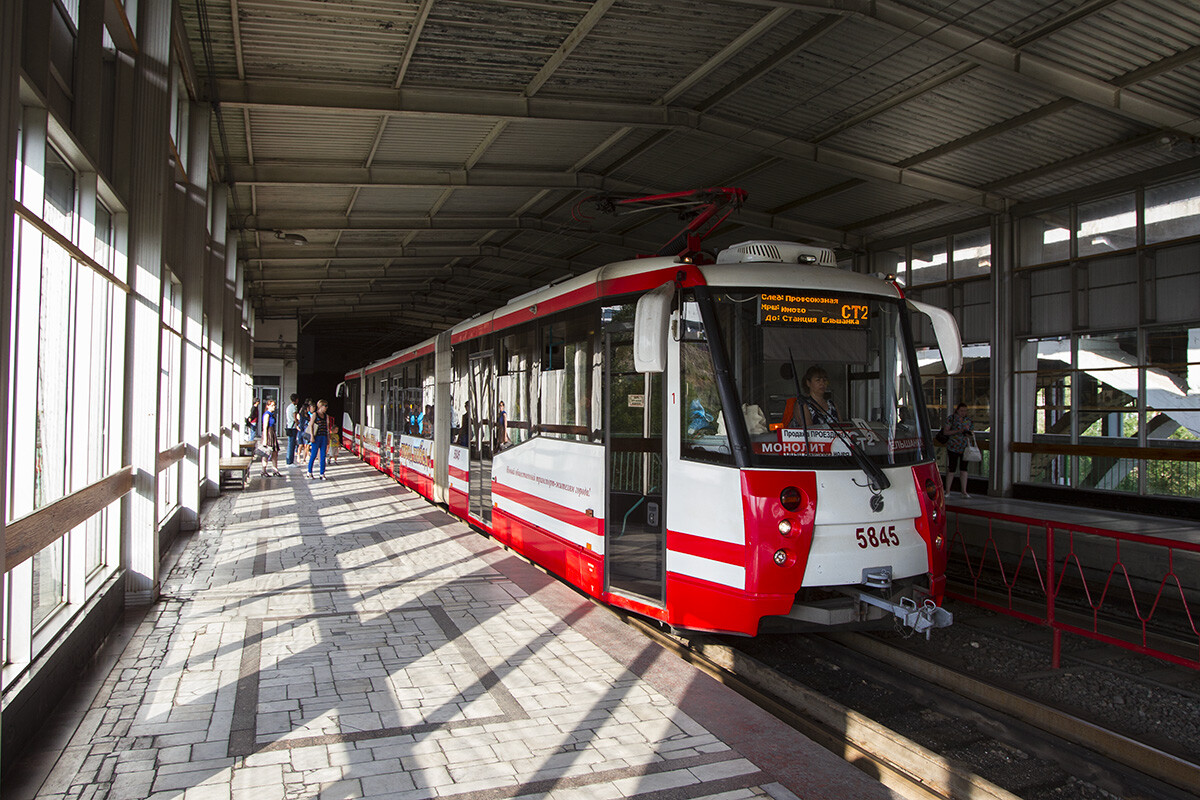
856,525 -> 899,548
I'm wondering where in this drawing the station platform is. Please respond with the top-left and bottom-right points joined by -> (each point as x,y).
8,460 -> 897,800
943,492 -> 1200,618
946,494 -> 1199,544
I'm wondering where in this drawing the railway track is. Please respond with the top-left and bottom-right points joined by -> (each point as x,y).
946,576 -> 1200,665
617,612 -> 1200,800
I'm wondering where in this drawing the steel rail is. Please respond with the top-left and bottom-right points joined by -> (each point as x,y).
615,613 -> 1019,800
828,631 -> 1200,796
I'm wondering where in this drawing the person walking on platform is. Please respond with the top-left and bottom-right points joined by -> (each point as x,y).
258,399 -> 282,477
307,399 -> 331,480
284,393 -> 300,465
296,399 -> 313,467
245,398 -> 260,440
943,402 -> 973,498
328,418 -> 341,464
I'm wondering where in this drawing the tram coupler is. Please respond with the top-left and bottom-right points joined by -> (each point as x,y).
854,592 -> 953,639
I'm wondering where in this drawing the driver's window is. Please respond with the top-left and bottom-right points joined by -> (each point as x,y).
680,301 -> 731,464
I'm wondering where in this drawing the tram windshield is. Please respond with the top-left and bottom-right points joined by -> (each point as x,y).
680,289 -> 930,468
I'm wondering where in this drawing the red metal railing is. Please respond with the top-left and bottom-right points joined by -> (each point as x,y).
945,505 -> 1200,670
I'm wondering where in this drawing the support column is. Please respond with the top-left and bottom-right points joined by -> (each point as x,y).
992,213 -> 1016,496
0,0 -> 25,706
123,0 -> 174,604
74,0 -> 105,159
179,102 -> 210,527
205,187 -> 228,490
225,231 -> 241,456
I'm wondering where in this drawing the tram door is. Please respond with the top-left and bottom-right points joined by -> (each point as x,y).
390,376 -> 404,469
380,379 -> 392,470
604,333 -> 665,604
468,352 -> 495,524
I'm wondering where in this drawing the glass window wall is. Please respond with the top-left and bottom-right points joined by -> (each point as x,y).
159,274 -> 182,520
1146,176 -> 1200,244
1019,208 -> 1070,266
1144,326 -> 1200,497
952,228 -> 991,279
1077,193 -> 1137,257
6,122 -> 133,687
910,237 -> 948,285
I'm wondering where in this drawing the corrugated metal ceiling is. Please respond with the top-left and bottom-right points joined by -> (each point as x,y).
179,0 -> 1200,361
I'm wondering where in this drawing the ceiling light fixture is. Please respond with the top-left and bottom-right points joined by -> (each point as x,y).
273,229 -> 308,246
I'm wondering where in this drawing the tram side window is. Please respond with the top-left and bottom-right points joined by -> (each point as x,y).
539,314 -> 596,442
499,328 -> 535,447
451,346 -> 470,444
420,356 -> 436,439
680,300 -> 732,465
400,360 -> 425,437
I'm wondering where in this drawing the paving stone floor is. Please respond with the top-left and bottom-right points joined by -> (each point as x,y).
14,460 -> 897,800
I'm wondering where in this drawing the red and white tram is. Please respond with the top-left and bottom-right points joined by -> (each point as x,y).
338,190 -> 962,637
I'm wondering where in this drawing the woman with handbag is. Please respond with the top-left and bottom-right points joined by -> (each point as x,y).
943,402 -> 974,498
296,399 -> 313,466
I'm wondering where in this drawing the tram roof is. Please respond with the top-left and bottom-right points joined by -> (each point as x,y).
358,252 -> 904,375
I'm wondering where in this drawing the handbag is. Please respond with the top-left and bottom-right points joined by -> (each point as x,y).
962,433 -> 982,463
935,428 -> 949,445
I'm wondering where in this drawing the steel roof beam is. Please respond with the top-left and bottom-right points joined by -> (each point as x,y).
744,0 -> 1200,135
258,292 -> 479,314
866,1 -> 1200,136
242,244 -> 582,272
258,291 -> 468,312
897,98 -> 1080,169
236,213 -> 655,251
262,298 -> 493,321
247,264 -> 521,280
214,80 -> 696,126
230,164 -> 614,190
694,117 -> 1008,212
215,82 -> 1008,213
523,0 -> 619,99
250,267 -> 542,287
235,182 -> 858,249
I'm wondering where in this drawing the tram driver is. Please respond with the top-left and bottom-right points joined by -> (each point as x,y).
783,365 -> 840,428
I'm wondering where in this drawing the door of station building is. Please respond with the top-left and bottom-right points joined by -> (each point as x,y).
604,331 -> 665,604
254,385 -> 281,436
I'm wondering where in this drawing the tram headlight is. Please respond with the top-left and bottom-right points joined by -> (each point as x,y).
779,486 -> 803,511
773,548 -> 792,566
778,518 -> 793,536
924,478 -> 940,503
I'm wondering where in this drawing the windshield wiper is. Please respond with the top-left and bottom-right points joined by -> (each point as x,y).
827,421 -> 890,493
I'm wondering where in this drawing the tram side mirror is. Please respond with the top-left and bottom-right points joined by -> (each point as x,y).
907,300 -> 963,374
634,282 -> 675,373
335,381 -> 348,398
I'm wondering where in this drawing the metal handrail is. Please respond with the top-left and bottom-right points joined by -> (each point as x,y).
945,504 -> 1200,670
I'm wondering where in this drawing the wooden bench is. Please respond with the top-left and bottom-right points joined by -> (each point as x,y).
238,441 -> 258,457
219,457 -> 255,490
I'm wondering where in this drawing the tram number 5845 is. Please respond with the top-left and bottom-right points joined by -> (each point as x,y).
856,525 -> 899,548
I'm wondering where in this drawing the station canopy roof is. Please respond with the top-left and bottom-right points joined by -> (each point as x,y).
179,0 -> 1200,364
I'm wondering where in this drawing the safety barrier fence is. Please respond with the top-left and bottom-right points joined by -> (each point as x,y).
945,505 -> 1200,670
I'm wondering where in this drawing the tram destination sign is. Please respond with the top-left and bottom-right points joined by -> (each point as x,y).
759,292 -> 868,328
